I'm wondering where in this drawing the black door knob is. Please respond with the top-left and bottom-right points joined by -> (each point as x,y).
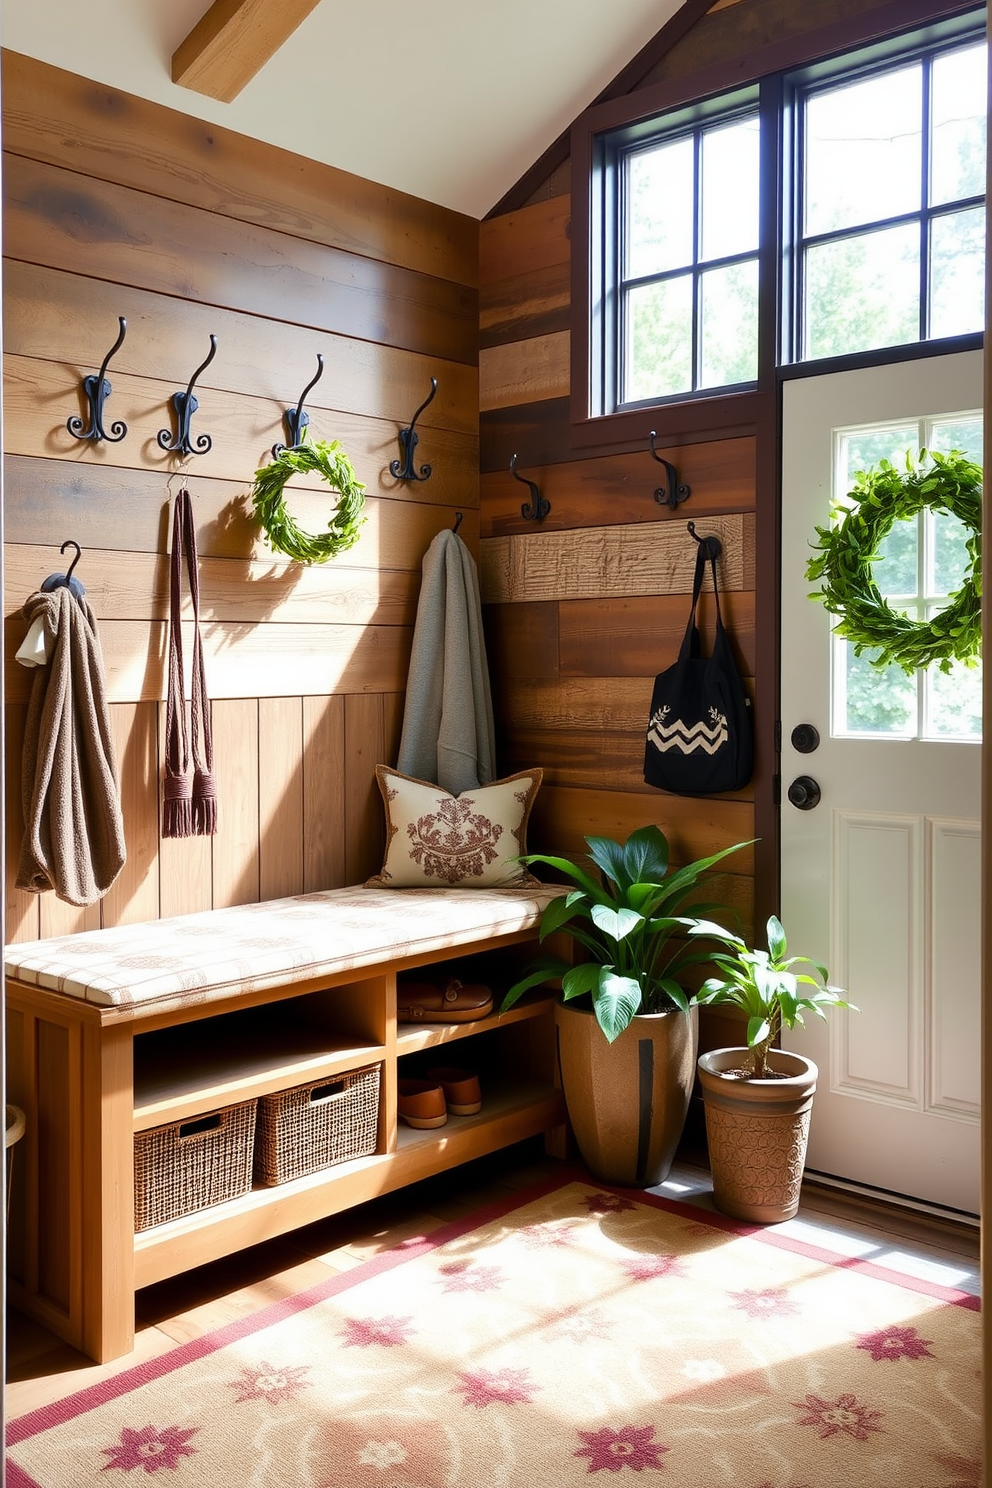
788,775 -> 821,810
791,723 -> 820,754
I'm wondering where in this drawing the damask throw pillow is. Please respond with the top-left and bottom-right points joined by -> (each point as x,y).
366,766 -> 543,889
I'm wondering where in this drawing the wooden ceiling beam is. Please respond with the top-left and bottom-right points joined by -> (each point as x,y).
172,0 -> 323,103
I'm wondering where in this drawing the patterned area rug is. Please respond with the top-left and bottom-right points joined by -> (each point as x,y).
7,1176 -> 981,1487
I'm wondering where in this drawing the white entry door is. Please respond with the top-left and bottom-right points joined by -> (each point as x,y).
780,351 -> 982,1215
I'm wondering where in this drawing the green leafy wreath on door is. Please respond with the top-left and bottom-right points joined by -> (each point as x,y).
805,448 -> 982,675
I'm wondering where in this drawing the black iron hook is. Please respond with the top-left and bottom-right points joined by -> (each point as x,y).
67,316 -> 128,444
41,539 -> 86,598
510,453 -> 551,522
687,520 -> 722,562
158,334 -> 218,457
390,377 -> 437,482
273,353 -> 325,458
649,431 -> 691,511
452,511 -> 464,534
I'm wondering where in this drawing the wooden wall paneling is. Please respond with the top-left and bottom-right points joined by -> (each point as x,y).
558,592 -> 757,677
158,697 -> 214,920
480,437 -> 756,536
3,357 -> 479,509
210,698 -> 260,908
480,514 -> 749,605
5,701 -> 40,943
5,262 -> 479,439
479,332 -> 571,412
4,617 -> 412,708
39,893 -> 100,939
3,156 -> 477,367
100,702 -> 160,929
4,545 -> 419,632
258,696 -> 305,901
1,51 -> 479,287
479,198 -> 572,283
502,727 -> 754,801
343,694 -> 390,885
3,460 -> 479,571
531,784 -> 754,874
484,601 -> 559,686
480,262 -> 571,349
480,398 -> 573,472
302,693 -> 346,892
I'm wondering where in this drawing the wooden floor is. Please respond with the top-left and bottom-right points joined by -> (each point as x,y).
6,1139 -> 981,1422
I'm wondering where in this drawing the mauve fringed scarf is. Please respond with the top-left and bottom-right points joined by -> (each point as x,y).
163,486 -> 218,837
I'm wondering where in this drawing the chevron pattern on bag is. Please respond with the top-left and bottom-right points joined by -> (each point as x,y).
646,705 -> 729,756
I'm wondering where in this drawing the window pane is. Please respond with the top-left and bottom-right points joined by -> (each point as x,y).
926,656 -> 982,739
839,641 -> 916,735
625,276 -> 693,401
699,258 -> 759,388
805,65 -> 922,235
932,509 -> 974,596
930,43 -> 987,206
627,138 -> 694,279
929,206 -> 986,339
929,416 -> 983,463
804,223 -> 920,358
873,516 -> 919,597
841,426 -> 918,483
701,117 -> 760,260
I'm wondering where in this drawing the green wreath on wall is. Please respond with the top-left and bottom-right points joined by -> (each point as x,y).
251,439 -> 367,564
806,449 -> 982,675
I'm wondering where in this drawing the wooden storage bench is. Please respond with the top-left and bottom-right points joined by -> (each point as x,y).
5,884 -> 564,1363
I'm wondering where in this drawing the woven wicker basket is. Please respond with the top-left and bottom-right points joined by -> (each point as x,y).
255,1064 -> 381,1186
134,1100 -> 257,1233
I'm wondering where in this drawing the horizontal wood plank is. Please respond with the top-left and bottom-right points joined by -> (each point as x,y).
4,155 -> 477,366
4,545 -> 419,628
480,262 -> 571,349
1,51 -> 478,287
480,437 -> 755,536
501,726 -> 752,801
558,592 -> 756,677
481,398 -> 572,472
480,515 -> 749,604
479,197 -> 571,283
3,456 -> 477,568
4,617 -> 411,705
480,332 -> 570,412
483,601 -> 559,683
529,784 -> 754,874
4,356 -> 478,506
5,262 -> 478,437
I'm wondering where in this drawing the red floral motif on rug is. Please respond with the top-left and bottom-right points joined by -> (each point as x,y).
406,798 -> 503,882
6,1176 -> 981,1488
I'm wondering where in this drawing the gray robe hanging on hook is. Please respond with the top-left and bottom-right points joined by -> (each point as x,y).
396,524 -> 496,794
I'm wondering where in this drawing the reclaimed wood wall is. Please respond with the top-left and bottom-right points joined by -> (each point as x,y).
2,50 -> 478,942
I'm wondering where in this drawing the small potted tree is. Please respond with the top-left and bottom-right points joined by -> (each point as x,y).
501,826 -> 747,1187
690,913 -> 855,1222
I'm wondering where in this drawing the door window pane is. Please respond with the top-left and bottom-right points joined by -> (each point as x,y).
625,276 -> 693,401
840,644 -> 916,736
805,65 -> 922,236
930,43 -> 987,206
873,516 -> 918,598
700,259 -> 759,388
930,416 -> 983,463
627,138 -> 694,279
932,510 -> 974,596
926,655 -> 983,738
929,207 -> 986,339
805,225 -> 920,359
701,118 -> 761,260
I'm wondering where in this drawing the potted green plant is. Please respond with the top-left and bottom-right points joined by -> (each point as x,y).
501,826 -> 748,1187
689,913 -> 855,1222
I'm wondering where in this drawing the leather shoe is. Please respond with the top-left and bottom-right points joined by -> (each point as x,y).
397,1078 -> 447,1129
427,1066 -> 482,1116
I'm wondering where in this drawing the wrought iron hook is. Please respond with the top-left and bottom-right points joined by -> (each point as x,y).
273,353 -> 325,458
67,316 -> 128,443
158,334 -> 218,457
510,453 -> 551,522
648,431 -> 691,511
390,377 -> 437,482
687,519 -> 722,562
452,511 -> 464,535
41,539 -> 86,597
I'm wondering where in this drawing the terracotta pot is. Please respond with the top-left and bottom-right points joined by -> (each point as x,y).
697,1047 -> 818,1223
555,1001 -> 698,1187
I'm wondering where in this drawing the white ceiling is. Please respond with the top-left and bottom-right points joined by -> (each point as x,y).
2,0 -> 684,219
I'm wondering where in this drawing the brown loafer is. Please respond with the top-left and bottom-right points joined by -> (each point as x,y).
427,1066 -> 482,1116
397,1078 -> 447,1129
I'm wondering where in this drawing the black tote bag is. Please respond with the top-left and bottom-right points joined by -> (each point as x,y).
643,544 -> 753,795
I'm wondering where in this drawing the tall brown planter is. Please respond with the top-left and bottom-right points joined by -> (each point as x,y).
556,1002 -> 698,1187
697,1047 -> 818,1223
